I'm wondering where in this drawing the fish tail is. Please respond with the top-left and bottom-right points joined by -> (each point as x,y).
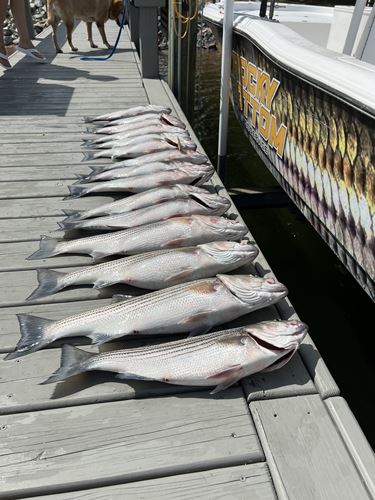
26,269 -> 66,301
57,218 -> 80,230
86,126 -> 99,134
62,208 -> 83,219
83,116 -> 95,123
65,185 -> 88,199
4,314 -> 54,360
81,150 -> 97,162
27,236 -> 60,260
74,173 -> 88,180
41,344 -> 95,384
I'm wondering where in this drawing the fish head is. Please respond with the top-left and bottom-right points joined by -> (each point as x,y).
198,240 -> 259,265
244,319 -> 307,351
217,274 -> 288,307
174,184 -> 210,196
193,216 -> 248,240
161,114 -> 186,129
179,163 -> 214,184
164,134 -> 196,151
190,192 -> 231,215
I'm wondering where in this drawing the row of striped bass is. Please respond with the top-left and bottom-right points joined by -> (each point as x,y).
84,104 -> 172,123
84,124 -> 187,146
79,161 -> 211,183
27,241 -> 258,301
42,320 -> 307,390
82,135 -> 197,161
92,150 -> 208,170
27,216 -> 248,261
59,191 -> 230,230
61,185 -> 213,220
86,113 -> 186,135
67,164 -> 215,198
83,131 -> 190,151
7,274 -> 287,359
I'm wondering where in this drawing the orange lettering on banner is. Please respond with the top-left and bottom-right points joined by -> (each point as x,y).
259,106 -> 270,140
269,115 -> 287,157
249,95 -> 260,127
233,51 -> 287,158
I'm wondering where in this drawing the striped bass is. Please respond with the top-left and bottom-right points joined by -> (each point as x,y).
58,193 -> 230,230
96,150 -> 208,171
84,125 -> 188,146
27,216 -> 248,261
84,105 -> 172,122
62,185 -> 213,220
42,320 -> 307,392
26,241 -> 258,300
7,274 -> 288,358
89,130 -> 190,150
67,164 -> 215,198
82,136 -> 197,161
87,114 -> 186,134
80,162 -> 206,182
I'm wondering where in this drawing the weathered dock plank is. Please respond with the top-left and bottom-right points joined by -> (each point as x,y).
0,166 -> 92,181
0,241 -> 92,272
250,395 -> 370,499
0,388 -> 263,499
0,195 -> 115,218
25,463 -> 276,500
325,397 -> 375,498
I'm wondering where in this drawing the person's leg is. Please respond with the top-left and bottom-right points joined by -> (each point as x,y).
0,0 -> 12,68
9,0 -> 33,48
10,0 -> 45,59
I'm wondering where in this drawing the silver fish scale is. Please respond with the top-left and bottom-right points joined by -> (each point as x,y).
83,170 -> 203,194
61,247 -> 198,285
49,278 -> 234,336
79,185 -> 207,218
88,331 -> 266,383
75,199 -> 228,230
52,216 -> 244,257
93,328 -> 246,361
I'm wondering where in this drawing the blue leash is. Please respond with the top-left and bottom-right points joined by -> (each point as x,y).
80,0 -> 127,61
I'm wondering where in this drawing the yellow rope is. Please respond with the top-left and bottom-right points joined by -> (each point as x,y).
173,0 -> 199,39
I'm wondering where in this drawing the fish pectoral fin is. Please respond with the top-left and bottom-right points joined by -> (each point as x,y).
178,311 -> 212,325
111,294 -> 134,304
93,279 -> 116,289
208,365 -> 243,395
86,332 -> 114,345
161,238 -> 184,248
165,268 -> 194,286
90,251 -> 109,262
261,349 -> 296,373
188,325 -> 212,337
116,372 -> 155,382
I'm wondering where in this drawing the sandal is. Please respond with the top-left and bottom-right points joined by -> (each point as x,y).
16,46 -> 47,62
0,51 -> 11,70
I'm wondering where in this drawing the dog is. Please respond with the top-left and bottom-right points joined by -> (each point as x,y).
47,0 -> 123,53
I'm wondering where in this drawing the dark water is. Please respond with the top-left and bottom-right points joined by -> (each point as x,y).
192,48 -> 375,447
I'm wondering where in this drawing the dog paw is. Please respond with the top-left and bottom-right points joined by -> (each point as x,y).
90,44 -> 98,49
72,47 -> 78,52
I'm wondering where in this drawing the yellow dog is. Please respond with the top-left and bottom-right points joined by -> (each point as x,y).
47,0 -> 123,53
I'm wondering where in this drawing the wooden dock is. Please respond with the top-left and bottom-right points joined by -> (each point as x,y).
0,21 -> 374,499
